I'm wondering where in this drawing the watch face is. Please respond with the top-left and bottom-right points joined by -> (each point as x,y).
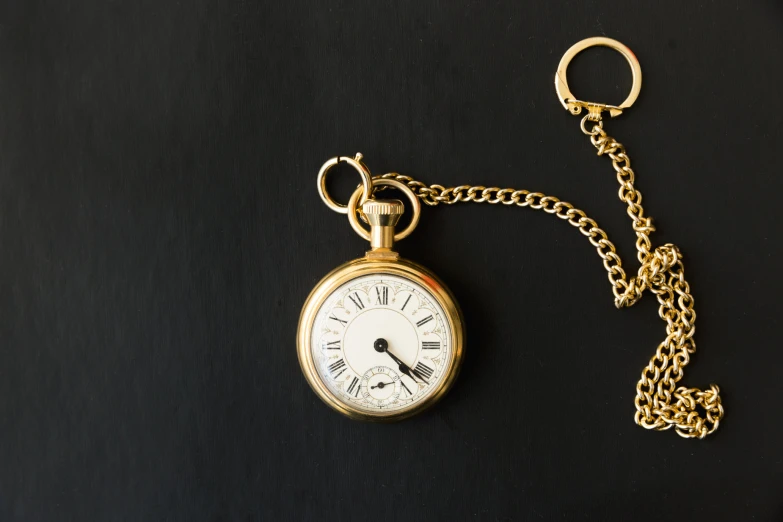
309,272 -> 454,415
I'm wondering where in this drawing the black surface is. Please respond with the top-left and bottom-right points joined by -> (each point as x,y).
2,1 -> 782,521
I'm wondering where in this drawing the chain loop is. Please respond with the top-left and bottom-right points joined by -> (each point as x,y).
372,118 -> 723,439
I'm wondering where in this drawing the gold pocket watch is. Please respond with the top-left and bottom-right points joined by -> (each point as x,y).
297,156 -> 465,421
297,37 -> 724,438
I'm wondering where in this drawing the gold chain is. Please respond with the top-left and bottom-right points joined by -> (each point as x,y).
372,116 -> 723,439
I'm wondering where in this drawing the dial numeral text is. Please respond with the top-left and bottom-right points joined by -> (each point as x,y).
422,341 -> 440,349
413,362 -> 434,380
401,295 -> 412,311
323,340 -> 341,350
327,359 -> 347,379
416,315 -> 434,328
346,376 -> 360,397
348,292 -> 365,311
375,286 -> 389,306
329,315 -> 347,326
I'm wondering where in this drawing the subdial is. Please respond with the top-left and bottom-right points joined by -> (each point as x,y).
360,366 -> 402,407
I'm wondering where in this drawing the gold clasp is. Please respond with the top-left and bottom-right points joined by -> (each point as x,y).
555,37 -> 642,119
317,153 -> 374,214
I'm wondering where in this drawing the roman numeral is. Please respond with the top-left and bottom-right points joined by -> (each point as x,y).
327,359 -> 347,379
323,340 -> 341,350
416,315 -> 434,328
346,376 -> 360,397
400,381 -> 413,398
375,286 -> 388,306
422,341 -> 440,350
401,295 -> 412,311
329,315 -> 347,326
413,362 -> 434,380
348,292 -> 365,311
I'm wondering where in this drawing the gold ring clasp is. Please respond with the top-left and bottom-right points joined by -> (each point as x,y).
555,37 -> 642,119
317,153 -> 374,214
347,179 -> 421,242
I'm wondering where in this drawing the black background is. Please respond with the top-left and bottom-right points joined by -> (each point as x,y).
2,1 -> 782,521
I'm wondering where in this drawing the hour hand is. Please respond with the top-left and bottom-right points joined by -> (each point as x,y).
373,338 -> 426,384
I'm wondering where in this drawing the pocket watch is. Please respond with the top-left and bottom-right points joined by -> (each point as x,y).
297,156 -> 465,421
297,37 -> 724,438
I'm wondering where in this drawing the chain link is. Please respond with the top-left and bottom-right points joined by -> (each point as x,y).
372,116 -> 723,439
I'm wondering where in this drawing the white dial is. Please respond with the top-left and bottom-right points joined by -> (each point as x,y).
310,273 -> 452,414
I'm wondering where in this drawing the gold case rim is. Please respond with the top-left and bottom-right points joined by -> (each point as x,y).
296,256 -> 465,422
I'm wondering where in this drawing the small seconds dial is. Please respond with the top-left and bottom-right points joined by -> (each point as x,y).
311,273 -> 451,414
360,366 -> 401,407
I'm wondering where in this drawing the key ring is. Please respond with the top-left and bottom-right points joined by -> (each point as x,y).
317,153 -> 374,214
346,178 -> 421,242
554,36 -> 642,118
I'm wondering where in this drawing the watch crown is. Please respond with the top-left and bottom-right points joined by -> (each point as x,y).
362,199 -> 404,227
361,199 -> 404,252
